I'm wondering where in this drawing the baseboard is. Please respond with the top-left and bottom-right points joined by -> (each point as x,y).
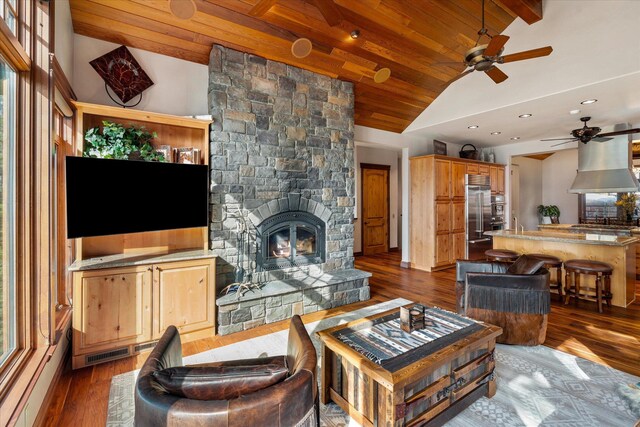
389,247 -> 399,253
400,261 -> 411,269
354,251 -> 363,257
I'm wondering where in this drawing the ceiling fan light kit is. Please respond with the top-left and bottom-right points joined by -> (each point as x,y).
291,38 -> 312,58
542,116 -> 640,146
443,0 -> 552,87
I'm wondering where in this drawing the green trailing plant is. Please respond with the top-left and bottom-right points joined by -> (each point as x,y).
537,204 -> 560,218
83,120 -> 165,162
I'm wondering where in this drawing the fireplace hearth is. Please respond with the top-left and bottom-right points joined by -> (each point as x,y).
256,211 -> 326,271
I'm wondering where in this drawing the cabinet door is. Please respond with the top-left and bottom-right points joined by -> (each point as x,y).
489,166 -> 498,194
153,259 -> 215,339
451,162 -> 467,199
74,266 -> 152,353
436,201 -> 451,233
466,163 -> 479,175
435,160 -> 451,200
435,234 -> 451,266
451,232 -> 466,263
478,164 -> 490,176
451,201 -> 465,233
497,167 -> 505,194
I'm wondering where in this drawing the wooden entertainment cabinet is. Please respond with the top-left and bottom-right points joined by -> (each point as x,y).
69,103 -> 215,369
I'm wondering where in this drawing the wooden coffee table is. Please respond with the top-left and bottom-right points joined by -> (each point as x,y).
316,304 -> 502,427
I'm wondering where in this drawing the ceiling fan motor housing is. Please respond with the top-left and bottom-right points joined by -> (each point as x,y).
464,44 -> 504,71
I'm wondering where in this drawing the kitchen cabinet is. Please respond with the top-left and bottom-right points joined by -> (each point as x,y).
71,253 -> 216,369
497,167 -> 505,194
410,155 -> 506,271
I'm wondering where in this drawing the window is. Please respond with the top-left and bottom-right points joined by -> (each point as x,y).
0,0 -> 17,35
0,57 -> 16,368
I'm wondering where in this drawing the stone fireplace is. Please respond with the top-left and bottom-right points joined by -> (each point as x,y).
207,45 -> 370,334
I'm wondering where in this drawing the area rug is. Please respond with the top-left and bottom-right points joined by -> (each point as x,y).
106,298 -> 640,426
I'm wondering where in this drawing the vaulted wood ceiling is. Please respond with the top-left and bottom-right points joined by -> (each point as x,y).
69,0 -> 542,133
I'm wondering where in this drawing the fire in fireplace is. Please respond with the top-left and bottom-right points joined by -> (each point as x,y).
256,211 -> 326,271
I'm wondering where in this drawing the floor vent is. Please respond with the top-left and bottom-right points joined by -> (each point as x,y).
134,341 -> 158,352
86,347 -> 129,365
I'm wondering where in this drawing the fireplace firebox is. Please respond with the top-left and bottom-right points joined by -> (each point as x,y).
256,211 -> 326,271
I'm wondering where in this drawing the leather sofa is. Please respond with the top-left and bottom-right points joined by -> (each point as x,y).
135,315 -> 318,426
456,259 -> 551,345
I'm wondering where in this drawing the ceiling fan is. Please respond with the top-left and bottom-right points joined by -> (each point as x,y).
444,0 -> 553,86
542,117 -> 640,147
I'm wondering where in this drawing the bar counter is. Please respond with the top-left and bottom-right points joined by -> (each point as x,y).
485,230 -> 637,307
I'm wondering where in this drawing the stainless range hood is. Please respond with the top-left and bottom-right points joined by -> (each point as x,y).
569,124 -> 639,193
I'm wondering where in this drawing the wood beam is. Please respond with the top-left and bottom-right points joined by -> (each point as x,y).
248,0 -> 278,17
494,0 -> 543,25
312,0 -> 343,27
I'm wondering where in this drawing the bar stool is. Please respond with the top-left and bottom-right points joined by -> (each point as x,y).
529,253 -> 563,301
563,259 -> 613,313
485,249 -> 519,263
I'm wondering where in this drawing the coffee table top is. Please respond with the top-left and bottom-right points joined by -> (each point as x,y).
316,303 -> 502,389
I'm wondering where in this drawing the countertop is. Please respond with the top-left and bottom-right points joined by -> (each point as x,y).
485,230 -> 639,246
69,249 -> 217,272
538,223 -> 640,235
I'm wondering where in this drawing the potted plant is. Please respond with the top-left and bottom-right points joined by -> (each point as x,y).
83,120 -> 166,162
615,193 -> 638,222
537,205 -> 560,224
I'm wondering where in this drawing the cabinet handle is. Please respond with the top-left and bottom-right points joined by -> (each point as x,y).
155,266 -> 161,272
147,267 -> 153,272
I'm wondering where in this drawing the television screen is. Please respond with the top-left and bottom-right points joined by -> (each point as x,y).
66,156 -> 209,238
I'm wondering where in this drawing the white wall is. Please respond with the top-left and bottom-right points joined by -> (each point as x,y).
354,145 -> 400,252
512,156 -> 542,230
55,0 -> 74,80
542,150 -> 579,223
73,35 -> 208,116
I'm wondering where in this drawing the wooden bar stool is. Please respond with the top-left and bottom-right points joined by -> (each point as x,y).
485,249 -> 519,263
529,253 -> 563,301
563,259 -> 613,313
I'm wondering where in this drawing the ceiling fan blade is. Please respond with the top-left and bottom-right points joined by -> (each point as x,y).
541,137 -> 575,141
484,35 -> 510,57
551,139 -> 579,147
597,128 -> 640,137
442,68 -> 474,88
485,66 -> 508,84
500,46 -> 553,63
592,137 -> 613,142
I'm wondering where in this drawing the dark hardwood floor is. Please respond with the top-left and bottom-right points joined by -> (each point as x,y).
43,252 -> 640,426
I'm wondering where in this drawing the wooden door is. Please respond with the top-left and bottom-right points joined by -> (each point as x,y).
451,201 -> 465,233
451,232 -> 466,263
153,259 -> 215,339
362,165 -> 390,255
435,201 -> 451,233
451,162 -> 466,199
434,160 -> 451,200
74,266 -> 152,353
435,234 -> 451,266
497,167 -> 505,194
489,166 -> 498,194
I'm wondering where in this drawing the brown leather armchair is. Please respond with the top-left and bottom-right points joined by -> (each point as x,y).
135,315 -> 318,427
456,259 -> 551,345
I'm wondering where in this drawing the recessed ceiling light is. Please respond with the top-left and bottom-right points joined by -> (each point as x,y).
580,99 -> 597,105
510,137 -> 520,140
569,109 -> 581,115
350,29 -> 360,39
468,125 -> 479,129
518,114 -> 533,118
491,131 -> 501,135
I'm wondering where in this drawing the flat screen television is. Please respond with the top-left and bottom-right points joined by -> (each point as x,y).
66,156 -> 209,238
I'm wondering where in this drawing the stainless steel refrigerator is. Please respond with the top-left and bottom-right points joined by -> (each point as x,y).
465,175 -> 492,260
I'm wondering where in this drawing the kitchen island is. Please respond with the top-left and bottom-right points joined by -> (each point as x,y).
486,230 -> 637,307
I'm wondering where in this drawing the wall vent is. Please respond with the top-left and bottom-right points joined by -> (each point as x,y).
134,341 -> 158,352
86,347 -> 129,365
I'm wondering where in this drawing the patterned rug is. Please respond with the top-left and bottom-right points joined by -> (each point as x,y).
106,298 -> 640,426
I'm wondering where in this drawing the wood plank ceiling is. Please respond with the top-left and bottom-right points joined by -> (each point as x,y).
69,0 -> 542,133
